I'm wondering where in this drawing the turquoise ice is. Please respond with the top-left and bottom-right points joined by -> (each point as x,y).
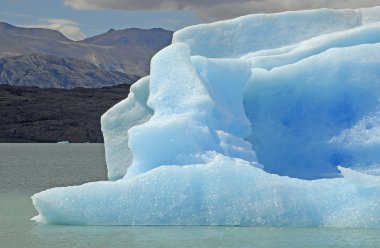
32,6 -> 380,227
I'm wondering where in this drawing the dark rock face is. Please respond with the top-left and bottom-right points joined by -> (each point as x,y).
0,84 -> 131,143
0,53 -> 138,88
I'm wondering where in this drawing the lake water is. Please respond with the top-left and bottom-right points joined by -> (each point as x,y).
1,143 -> 380,248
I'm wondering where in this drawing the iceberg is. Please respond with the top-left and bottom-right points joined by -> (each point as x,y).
32,6 -> 380,227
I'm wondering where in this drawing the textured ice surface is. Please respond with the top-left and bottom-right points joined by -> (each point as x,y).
32,6 -> 380,227
245,43 -> 380,179
101,76 -> 153,180
31,155 -> 380,227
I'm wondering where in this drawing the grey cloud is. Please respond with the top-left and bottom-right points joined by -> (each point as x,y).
63,0 -> 380,20
193,0 -> 380,20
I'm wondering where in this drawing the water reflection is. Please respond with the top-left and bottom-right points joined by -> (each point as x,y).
28,224 -> 380,248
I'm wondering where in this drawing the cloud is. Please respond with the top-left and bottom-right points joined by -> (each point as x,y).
63,0 -> 380,21
23,19 -> 85,40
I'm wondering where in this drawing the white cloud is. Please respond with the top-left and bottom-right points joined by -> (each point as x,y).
63,0 -> 380,21
23,19 -> 86,41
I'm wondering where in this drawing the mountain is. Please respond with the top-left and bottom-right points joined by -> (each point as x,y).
0,21 -> 70,44
0,21 -> 173,78
82,27 -> 173,50
0,53 -> 137,88
0,84 -> 130,142
0,22 -> 172,143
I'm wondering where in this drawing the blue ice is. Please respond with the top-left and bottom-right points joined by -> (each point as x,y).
32,6 -> 380,227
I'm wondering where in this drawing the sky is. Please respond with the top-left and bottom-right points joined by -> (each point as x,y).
0,0 -> 379,41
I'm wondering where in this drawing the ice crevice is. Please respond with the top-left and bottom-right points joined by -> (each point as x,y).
32,6 -> 380,227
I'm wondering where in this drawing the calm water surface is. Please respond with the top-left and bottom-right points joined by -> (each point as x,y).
1,143 -> 380,248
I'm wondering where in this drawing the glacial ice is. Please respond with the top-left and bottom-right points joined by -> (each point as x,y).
32,6 -> 380,227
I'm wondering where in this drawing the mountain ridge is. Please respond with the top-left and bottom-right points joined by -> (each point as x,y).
0,21 -> 70,42
0,21 -> 173,80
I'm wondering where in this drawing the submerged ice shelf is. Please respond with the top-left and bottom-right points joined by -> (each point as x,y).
32,7 -> 380,227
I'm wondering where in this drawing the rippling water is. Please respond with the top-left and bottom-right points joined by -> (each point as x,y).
1,143 -> 380,248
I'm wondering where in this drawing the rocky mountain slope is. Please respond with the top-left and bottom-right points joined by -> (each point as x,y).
0,53 -> 137,88
0,84 -> 130,143
0,21 -> 173,79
